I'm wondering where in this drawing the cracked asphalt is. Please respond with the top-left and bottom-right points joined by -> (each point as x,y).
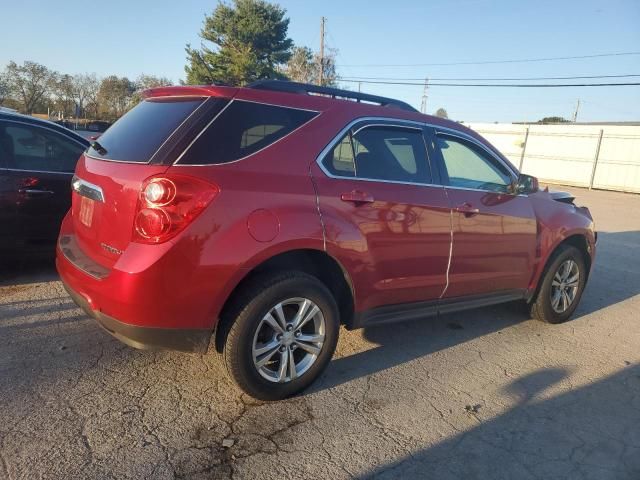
1,186 -> 639,479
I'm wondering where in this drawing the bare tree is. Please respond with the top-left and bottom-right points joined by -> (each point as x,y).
5,61 -> 58,113
98,75 -> 136,120
0,69 -> 11,106
55,74 -> 76,117
132,74 -> 172,105
435,108 -> 448,119
72,73 -> 100,119
283,46 -> 337,86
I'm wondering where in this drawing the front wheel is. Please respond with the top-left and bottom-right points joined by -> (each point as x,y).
530,245 -> 587,324
221,272 -> 339,400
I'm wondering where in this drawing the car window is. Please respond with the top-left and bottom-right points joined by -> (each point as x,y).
86,97 -> 206,162
180,100 -> 318,165
351,126 -> 431,183
436,135 -> 513,192
324,134 -> 356,177
0,122 -> 84,173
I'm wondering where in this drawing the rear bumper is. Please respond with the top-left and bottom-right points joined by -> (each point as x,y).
61,276 -> 211,353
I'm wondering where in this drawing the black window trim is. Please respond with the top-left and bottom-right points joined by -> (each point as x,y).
173,98 -> 321,167
0,119 -> 87,175
433,130 -> 520,195
317,117 -> 441,188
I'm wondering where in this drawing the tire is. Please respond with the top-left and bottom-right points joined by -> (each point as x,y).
530,245 -> 587,324
220,271 -> 339,400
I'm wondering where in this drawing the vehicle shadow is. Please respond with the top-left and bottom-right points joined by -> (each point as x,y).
356,364 -> 640,479
574,231 -> 640,316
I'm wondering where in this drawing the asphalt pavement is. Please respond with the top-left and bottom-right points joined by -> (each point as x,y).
1,185 -> 639,479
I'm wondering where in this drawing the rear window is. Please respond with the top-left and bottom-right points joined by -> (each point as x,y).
178,100 -> 318,165
86,97 -> 204,162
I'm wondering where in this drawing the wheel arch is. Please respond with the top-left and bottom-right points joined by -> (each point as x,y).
212,248 -> 355,354
529,231 -> 593,302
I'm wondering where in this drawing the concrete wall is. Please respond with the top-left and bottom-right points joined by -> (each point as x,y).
466,123 -> 640,193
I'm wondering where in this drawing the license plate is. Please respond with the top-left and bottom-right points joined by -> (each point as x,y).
79,196 -> 95,227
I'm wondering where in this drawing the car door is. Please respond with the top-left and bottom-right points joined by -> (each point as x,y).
430,129 -> 537,298
311,120 -> 452,312
0,120 -> 86,249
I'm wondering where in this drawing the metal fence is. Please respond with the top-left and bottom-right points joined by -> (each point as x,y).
466,123 -> 640,193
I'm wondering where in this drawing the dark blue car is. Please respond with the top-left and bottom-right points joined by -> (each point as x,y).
0,112 -> 89,255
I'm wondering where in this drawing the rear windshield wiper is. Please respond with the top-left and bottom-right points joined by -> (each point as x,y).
91,141 -> 108,155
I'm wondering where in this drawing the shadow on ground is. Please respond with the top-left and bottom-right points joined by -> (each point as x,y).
359,364 -> 640,479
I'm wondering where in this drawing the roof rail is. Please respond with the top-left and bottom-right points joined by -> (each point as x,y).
247,79 -> 419,113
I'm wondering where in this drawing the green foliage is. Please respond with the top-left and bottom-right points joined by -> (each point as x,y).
185,0 -> 293,86
538,116 -> 570,124
5,61 -> 58,114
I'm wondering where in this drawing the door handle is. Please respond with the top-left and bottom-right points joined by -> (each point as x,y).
456,202 -> 480,217
340,190 -> 374,204
18,189 -> 55,196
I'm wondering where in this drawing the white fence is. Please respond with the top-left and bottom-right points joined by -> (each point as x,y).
466,123 -> 640,193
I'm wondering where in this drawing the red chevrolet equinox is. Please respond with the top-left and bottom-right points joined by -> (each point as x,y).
57,80 -> 596,400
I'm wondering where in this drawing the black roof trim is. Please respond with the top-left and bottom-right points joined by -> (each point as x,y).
247,80 -> 419,113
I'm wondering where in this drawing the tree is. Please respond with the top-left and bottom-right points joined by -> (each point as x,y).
136,74 -> 172,91
283,46 -> 337,86
0,69 -> 10,106
131,74 -> 173,106
5,61 -> 58,113
538,116 -> 569,124
184,0 -> 293,86
55,74 -> 76,117
98,76 -> 136,120
435,108 -> 448,119
73,73 -> 100,119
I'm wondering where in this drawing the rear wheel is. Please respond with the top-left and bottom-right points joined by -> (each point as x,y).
530,245 -> 587,324
220,272 -> 339,400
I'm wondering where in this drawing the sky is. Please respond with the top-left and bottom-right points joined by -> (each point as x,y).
1,0 -> 639,122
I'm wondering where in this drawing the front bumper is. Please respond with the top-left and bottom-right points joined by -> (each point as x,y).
61,277 -> 211,353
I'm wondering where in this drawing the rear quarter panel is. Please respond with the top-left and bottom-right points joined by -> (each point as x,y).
166,112 -> 338,326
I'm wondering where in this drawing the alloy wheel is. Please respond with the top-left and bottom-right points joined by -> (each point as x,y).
550,259 -> 580,313
251,297 -> 325,383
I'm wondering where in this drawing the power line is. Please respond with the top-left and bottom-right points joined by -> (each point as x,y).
337,51 -> 640,68
339,74 -> 640,81
338,79 -> 640,88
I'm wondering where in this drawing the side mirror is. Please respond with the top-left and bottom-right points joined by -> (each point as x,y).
516,173 -> 539,194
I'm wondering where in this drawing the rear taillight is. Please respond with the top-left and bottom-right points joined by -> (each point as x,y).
133,175 -> 219,244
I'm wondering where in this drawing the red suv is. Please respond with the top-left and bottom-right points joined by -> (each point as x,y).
57,80 -> 596,400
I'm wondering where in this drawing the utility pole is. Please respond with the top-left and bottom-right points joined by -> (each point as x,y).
572,99 -> 581,123
420,78 -> 429,114
318,17 -> 326,86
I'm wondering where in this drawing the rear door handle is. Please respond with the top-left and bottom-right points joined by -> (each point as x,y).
456,202 -> 480,217
18,189 -> 55,196
340,190 -> 374,204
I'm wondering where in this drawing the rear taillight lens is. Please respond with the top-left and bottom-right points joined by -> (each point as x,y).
133,175 -> 219,244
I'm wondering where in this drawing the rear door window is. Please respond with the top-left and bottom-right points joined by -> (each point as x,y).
322,125 -> 432,184
86,97 -> 206,163
0,122 -> 85,172
178,100 -> 318,165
